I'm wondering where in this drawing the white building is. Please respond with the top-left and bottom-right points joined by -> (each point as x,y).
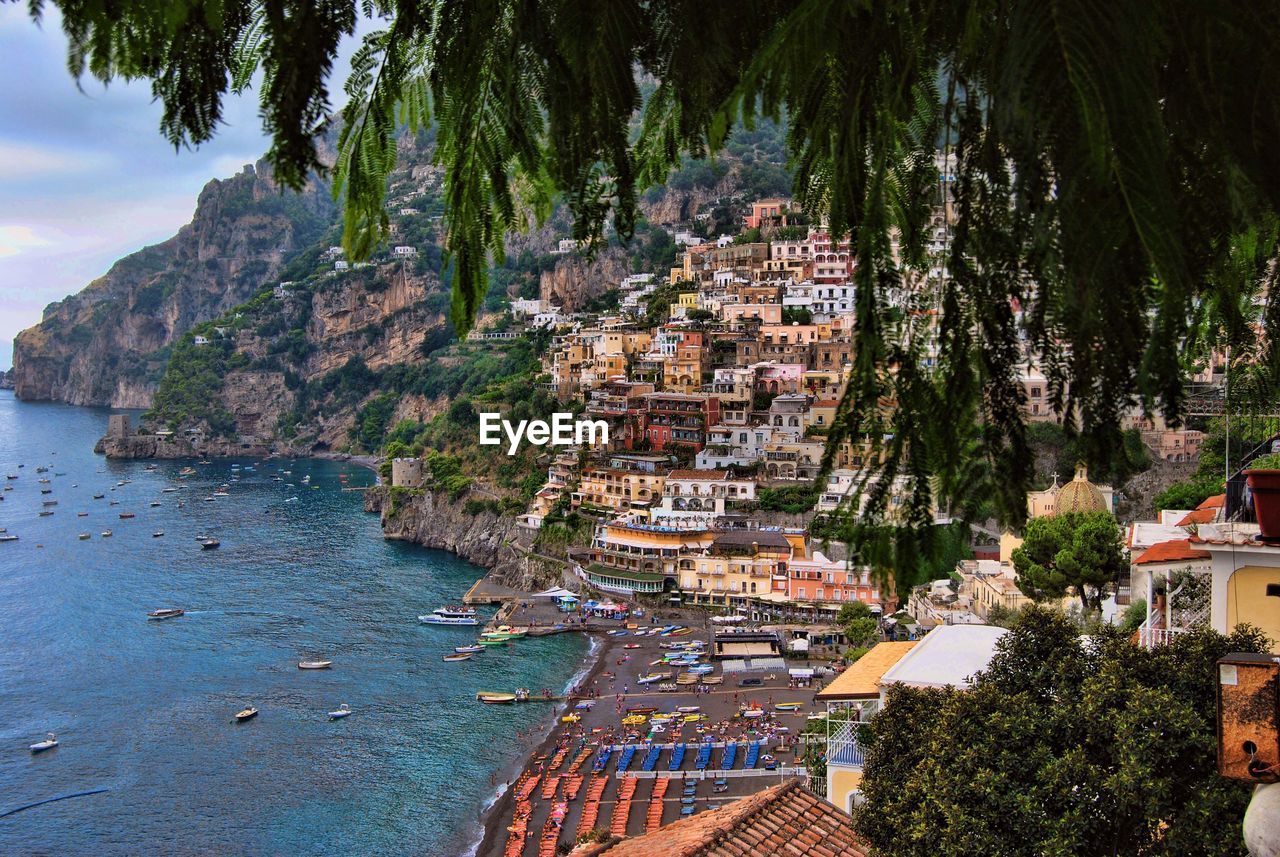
393,245 -> 417,256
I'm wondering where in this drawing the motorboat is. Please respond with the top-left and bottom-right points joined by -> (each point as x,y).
676,706 -> 701,714
419,607 -> 479,626
119,512 -> 135,519
162,487 -> 179,493
179,467 -> 196,476
93,494 -> 104,499
0,534 -> 18,542
78,533 -> 91,540
477,637 -> 509,646
152,531 -> 164,538
150,501 -> 161,507
476,692 -> 517,704
101,530 -> 112,537
42,499 -> 57,506
328,704 -> 352,720
234,707 -> 258,722
199,538 -> 220,550
29,732 -> 58,753
147,608 -> 184,620
442,652 -> 473,662
623,643 -> 641,649
454,645 -> 484,653
39,510 -> 54,517
637,672 -> 672,685
298,660 -> 333,670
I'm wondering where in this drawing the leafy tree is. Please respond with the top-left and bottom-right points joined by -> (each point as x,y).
1012,511 -> 1125,613
1155,474 -> 1225,512
29,1 -> 1280,555
836,601 -> 873,625
857,608 -> 1270,857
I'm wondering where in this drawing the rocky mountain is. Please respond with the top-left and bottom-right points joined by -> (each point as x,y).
11,160 -> 335,407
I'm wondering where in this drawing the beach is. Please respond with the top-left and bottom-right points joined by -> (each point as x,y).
472,602 -> 824,857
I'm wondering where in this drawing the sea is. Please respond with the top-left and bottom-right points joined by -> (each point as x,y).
0,391 -> 589,855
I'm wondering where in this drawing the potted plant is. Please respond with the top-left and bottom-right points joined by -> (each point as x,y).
1245,452 -> 1280,542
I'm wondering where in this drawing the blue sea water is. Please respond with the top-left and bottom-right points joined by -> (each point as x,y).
0,391 -> 587,855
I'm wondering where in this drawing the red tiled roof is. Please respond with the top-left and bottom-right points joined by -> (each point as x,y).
1133,538 -> 1211,566
1176,507 -> 1218,526
569,781 -> 867,857
1196,493 -> 1226,510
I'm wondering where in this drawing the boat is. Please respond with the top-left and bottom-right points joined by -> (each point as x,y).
0,534 -> 18,543
152,531 -> 164,538
42,499 -> 57,506
299,660 -> 333,670
101,530 -> 112,537
637,672 -> 672,685
476,692 -> 518,704
4,474 -> 16,480
234,707 -> 259,722
455,645 -> 484,653
78,533 -> 91,540
443,653 -> 473,662
29,732 -> 58,753
39,510 -> 54,517
328,704 -> 352,720
477,637 -> 509,646
741,708 -> 766,719
676,705 -> 701,713
92,494 -> 104,499
418,607 -> 479,626
622,715 -> 647,726
774,702 -> 804,712
77,512 -> 88,517
150,501 -> 161,507
179,467 -> 196,476
199,538 -> 220,550
147,608 -> 185,620
561,713 -> 580,723
623,643 -> 641,649
162,487 -> 179,493
676,674 -> 699,685
701,676 -> 723,685
119,512 -> 135,519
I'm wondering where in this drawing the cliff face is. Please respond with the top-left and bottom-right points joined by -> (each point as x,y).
539,247 -> 631,312
365,486 -> 562,590
11,162 -> 334,407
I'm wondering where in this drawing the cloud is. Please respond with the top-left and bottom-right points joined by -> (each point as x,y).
0,225 -> 54,259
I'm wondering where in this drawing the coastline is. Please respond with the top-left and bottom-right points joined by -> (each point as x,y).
473,632 -> 615,857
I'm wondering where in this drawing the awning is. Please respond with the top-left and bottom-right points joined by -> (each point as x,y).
532,586 -> 578,599
719,642 -> 776,657
788,668 -> 815,678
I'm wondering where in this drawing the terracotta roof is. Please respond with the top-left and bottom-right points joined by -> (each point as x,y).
668,469 -> 732,480
816,641 -> 918,700
568,780 -> 867,857
1197,493 -> 1227,510
1175,507 -> 1218,526
1132,538 -> 1211,566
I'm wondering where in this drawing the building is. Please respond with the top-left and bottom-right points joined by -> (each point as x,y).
392,245 -> 417,256
822,625 -> 1008,810
572,466 -> 666,516
579,518 -> 713,593
786,551 -> 881,609
1026,463 -> 1114,518
650,469 -> 756,525
390,457 -> 424,488
107,414 -> 131,438
678,530 -> 794,609
634,392 -> 721,453
818,641 -> 919,810
956,559 -> 1032,619
744,198 -> 791,230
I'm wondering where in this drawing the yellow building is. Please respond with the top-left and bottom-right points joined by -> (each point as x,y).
677,529 -> 793,609
585,519 -> 713,584
816,642 -> 918,813
572,468 -> 666,515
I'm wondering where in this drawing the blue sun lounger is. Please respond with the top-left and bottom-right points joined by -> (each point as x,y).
743,741 -> 760,770
641,746 -> 661,772
668,743 -> 686,771
720,742 -> 737,770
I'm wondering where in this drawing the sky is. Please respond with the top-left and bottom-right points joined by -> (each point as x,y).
0,6 -> 372,370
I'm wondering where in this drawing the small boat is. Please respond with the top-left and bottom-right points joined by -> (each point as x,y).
119,512 -> 135,519
101,530 -> 112,538
179,467 -> 196,476
328,704 -> 352,720
147,608 -> 184,620
29,732 -> 58,753
199,538 -> 220,550
443,653 -> 473,662
623,643 -> 641,649
561,713 -> 580,723
774,702 -> 804,712
42,499 -> 57,506
152,531 -> 164,538
455,645 -> 484,653
477,637 -> 509,647
39,510 -> 54,517
150,501 -> 161,507
0,534 -> 18,543
4,474 -> 16,480
162,487 -> 179,493
622,715 -> 647,726
92,494 -> 104,499
419,607 -> 479,626
78,533 -> 91,540
741,708 -> 766,719
234,707 -> 259,722
637,672 -> 672,685
476,692 -> 517,704
298,660 -> 333,670
701,676 -> 723,686
677,705 -> 702,714
77,512 -> 88,517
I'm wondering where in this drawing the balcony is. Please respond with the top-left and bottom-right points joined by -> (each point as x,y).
826,716 -> 871,769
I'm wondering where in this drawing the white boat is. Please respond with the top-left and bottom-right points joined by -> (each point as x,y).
29,732 -> 58,753
147,608 -> 185,620
299,660 -> 333,670
418,607 -> 479,626
328,704 -> 351,720
0,534 -> 18,543
455,645 -> 485,653
101,530 -> 112,538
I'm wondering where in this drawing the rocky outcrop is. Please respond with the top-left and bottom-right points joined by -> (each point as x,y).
95,431 -> 276,460
539,247 -> 631,311
12,161 -> 335,407
365,486 -> 561,590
